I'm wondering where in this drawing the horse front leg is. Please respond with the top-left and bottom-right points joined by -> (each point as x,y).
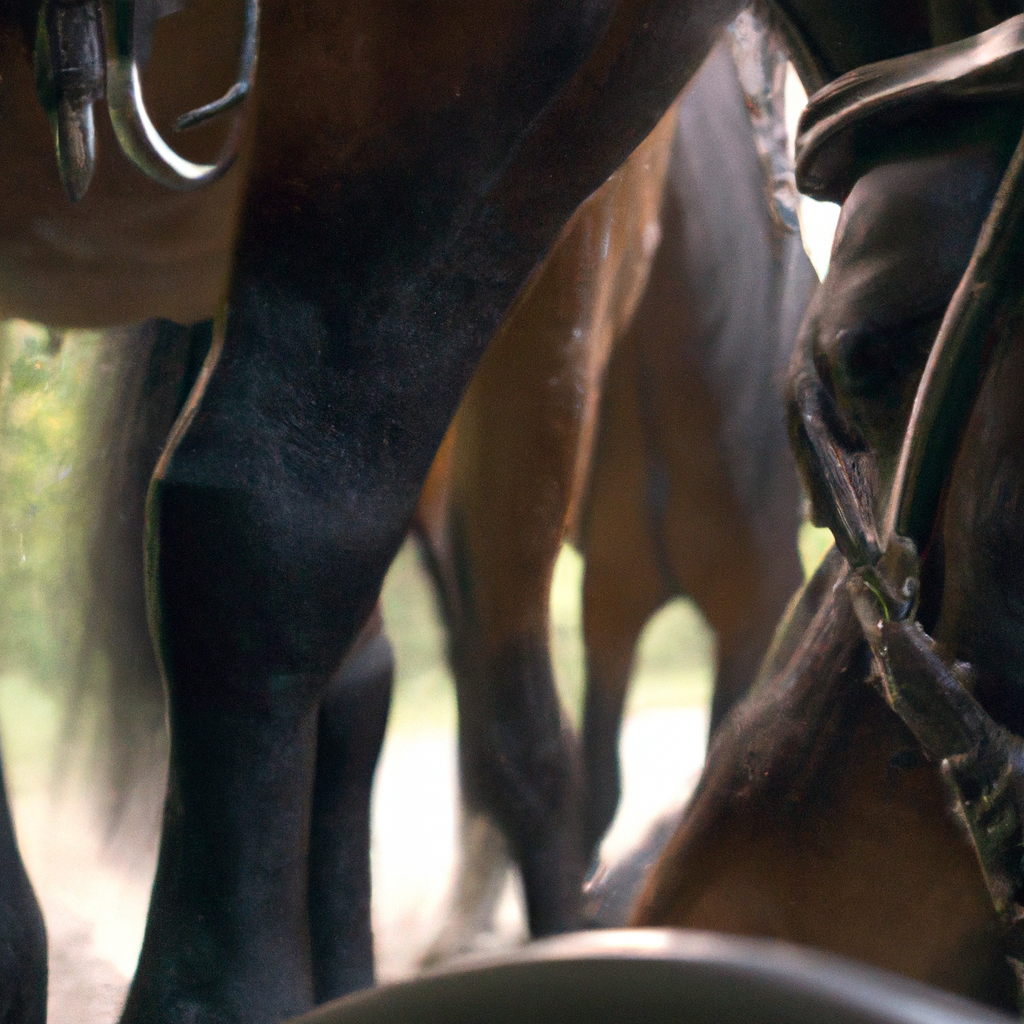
0,745 -> 47,1024
120,293 -> 414,1024
308,606 -> 393,1002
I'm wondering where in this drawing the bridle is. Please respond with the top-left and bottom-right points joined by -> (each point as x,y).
794,14 -> 1024,603
33,0 -> 258,200
792,13 -> 1024,987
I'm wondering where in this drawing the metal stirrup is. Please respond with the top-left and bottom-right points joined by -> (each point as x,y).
103,0 -> 259,190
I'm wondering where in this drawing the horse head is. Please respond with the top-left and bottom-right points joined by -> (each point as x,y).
633,18 -> 1024,1010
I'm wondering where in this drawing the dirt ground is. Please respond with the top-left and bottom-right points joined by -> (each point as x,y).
11,704 -> 707,1023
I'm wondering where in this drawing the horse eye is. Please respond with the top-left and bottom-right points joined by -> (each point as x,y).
828,324 -> 888,398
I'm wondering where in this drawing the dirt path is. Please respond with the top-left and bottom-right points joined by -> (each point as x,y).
11,706 -> 706,1022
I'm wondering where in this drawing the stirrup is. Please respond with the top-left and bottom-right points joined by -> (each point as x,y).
34,0 -> 258,199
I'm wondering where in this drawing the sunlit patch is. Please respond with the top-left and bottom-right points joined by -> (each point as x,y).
785,64 -> 840,280
799,520 -> 834,580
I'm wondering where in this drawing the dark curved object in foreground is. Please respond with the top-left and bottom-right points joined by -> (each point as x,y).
291,930 -> 1015,1024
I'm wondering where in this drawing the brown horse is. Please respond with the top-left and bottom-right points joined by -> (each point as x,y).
57,7 -> 809,980
577,26 -> 812,856
0,1 -> 735,1020
408,23 -> 811,960
0,0 -> 1017,1022
63,67 -> 673,976
633,16 -> 1024,1013
408,92 -> 679,944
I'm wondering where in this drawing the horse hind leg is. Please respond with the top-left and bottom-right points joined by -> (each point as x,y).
419,805 -> 515,967
430,493 -> 584,939
0,746 -> 47,1024
418,261 -> 602,939
578,329 -> 670,863
308,605 -> 393,1003
453,619 -> 583,938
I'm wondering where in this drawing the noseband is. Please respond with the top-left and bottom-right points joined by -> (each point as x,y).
33,0 -> 258,199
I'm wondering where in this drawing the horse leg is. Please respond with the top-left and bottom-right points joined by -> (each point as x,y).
0,747 -> 46,1024
413,437 -> 518,966
427,273 -> 599,939
308,605 -> 393,1003
579,330 -> 670,862
119,0 -> 737,1012
418,805 -> 515,966
416,98 -> 676,938
121,282 -> 565,1020
120,305 -> 395,1023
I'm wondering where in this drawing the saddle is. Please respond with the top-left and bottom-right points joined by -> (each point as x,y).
795,13 -> 1024,203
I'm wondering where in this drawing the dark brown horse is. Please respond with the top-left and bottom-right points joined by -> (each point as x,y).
634,14 -> 1024,1014
411,25 -> 810,961
576,26 -> 812,858
0,0 -> 736,1020
66,22 -> 808,974
0,1 -> 1017,1023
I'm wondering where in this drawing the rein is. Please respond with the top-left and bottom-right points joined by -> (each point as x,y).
33,0 -> 259,200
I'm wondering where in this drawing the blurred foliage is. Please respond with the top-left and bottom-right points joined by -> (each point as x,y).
798,521 -> 834,580
0,321 -> 100,688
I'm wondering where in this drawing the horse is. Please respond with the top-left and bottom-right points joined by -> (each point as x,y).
410,21 -> 811,962
59,74 -> 676,975
632,13 -> 1024,1014
0,0 -> 742,1019
0,0 -> 1011,1022
58,15 -> 808,974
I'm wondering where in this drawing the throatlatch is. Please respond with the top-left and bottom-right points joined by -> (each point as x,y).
34,0 -> 258,199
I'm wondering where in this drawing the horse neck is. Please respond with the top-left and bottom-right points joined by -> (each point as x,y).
632,557 -> 1012,1005
937,322 -> 1024,735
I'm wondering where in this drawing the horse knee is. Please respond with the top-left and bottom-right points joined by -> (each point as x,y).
151,474 -> 395,709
